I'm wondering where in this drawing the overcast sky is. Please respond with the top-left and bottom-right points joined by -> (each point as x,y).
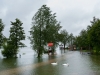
0,0 -> 100,47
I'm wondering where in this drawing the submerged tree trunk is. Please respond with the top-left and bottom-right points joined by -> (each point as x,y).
64,43 -> 65,53
38,44 -> 41,57
52,47 -> 55,55
37,50 -> 41,58
37,47 -> 41,58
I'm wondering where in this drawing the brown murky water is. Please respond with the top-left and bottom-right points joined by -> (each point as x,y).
0,47 -> 100,75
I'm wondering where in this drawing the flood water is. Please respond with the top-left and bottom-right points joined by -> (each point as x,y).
0,47 -> 100,75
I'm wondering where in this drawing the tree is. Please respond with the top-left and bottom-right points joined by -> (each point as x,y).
29,5 -> 61,57
0,19 -> 4,48
68,33 -> 74,50
79,29 -> 88,49
2,18 -> 25,58
86,25 -> 93,51
59,29 -> 69,52
73,36 -> 79,49
88,17 -> 100,54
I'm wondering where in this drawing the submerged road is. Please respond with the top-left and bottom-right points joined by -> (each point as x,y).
0,51 -> 74,75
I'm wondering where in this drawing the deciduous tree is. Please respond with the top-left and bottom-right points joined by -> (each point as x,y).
2,18 -> 25,58
29,5 -> 61,57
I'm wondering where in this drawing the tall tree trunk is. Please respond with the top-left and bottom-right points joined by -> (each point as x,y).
38,20 -> 42,58
38,50 -> 41,58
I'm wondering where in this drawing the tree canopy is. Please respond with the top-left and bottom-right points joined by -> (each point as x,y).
0,19 -> 4,48
58,29 -> 69,50
29,5 -> 61,57
2,18 -> 26,58
88,17 -> 100,54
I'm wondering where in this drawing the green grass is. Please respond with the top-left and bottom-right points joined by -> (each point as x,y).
82,50 -> 89,52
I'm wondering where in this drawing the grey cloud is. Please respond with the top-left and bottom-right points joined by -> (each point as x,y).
1,0 -> 47,47
1,0 -> 100,46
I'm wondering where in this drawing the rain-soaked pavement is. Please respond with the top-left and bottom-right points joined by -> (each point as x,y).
0,47 -> 100,75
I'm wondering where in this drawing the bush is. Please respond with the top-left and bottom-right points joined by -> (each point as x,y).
2,42 -> 16,58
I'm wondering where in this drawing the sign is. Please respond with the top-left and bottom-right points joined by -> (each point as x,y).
48,42 -> 53,47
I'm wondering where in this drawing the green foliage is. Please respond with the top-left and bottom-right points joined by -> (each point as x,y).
2,18 -> 25,58
68,33 -> 74,45
9,18 -> 26,48
0,19 -> 4,48
73,36 -> 81,48
29,5 -> 61,57
2,40 -> 16,58
88,17 -> 100,54
75,17 -> 100,54
78,29 -> 88,49
58,29 -> 69,49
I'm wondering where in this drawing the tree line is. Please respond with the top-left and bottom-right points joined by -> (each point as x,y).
0,5 -> 100,58
73,17 -> 100,55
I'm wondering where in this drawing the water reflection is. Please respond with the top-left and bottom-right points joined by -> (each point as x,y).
0,48 -> 100,75
89,55 -> 100,74
0,58 -> 18,71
